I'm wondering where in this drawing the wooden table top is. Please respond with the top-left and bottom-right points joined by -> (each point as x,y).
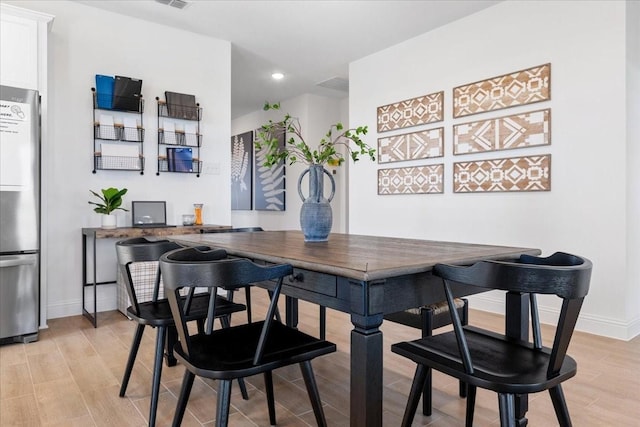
169,230 -> 540,281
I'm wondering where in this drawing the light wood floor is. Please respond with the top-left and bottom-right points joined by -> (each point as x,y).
1,291 -> 639,426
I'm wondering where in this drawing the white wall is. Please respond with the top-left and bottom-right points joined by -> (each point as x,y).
626,0 -> 640,338
231,94 -> 351,233
350,1 -> 638,339
4,0 -> 232,319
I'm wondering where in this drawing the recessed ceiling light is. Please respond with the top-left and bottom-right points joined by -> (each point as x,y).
271,72 -> 284,80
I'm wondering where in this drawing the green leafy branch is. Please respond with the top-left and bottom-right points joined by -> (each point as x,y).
255,102 -> 376,168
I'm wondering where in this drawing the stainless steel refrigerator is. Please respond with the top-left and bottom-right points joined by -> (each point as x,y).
0,85 -> 40,344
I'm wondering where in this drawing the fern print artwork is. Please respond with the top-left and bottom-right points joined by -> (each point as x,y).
254,126 -> 286,211
231,130 -> 253,210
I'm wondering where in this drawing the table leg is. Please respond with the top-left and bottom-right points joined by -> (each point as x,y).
285,295 -> 298,328
92,235 -> 97,327
350,313 -> 383,427
81,232 -> 98,328
506,291 -> 529,426
349,279 -> 385,427
82,233 -> 87,320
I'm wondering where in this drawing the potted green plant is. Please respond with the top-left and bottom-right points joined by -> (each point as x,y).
88,187 -> 128,229
255,102 -> 376,242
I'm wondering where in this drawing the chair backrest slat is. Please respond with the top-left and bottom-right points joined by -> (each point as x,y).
548,297 -> 584,377
254,276 -> 284,365
443,280 -> 474,374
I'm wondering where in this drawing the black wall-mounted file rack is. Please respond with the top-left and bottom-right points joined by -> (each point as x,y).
91,87 -> 145,174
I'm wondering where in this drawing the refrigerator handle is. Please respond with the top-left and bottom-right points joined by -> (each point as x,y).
0,256 -> 37,268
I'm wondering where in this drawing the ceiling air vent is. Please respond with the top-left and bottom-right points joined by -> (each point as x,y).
316,77 -> 349,93
155,0 -> 190,10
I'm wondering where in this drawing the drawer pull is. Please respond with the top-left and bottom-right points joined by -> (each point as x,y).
289,272 -> 304,282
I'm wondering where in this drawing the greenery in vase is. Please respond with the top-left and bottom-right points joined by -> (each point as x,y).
88,187 -> 128,215
255,102 -> 376,167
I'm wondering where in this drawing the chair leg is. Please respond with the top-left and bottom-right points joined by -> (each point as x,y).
300,360 -> 328,427
497,393 -> 516,427
120,323 -> 145,397
401,364 -> 429,427
465,385 -> 476,427
216,379 -> 232,427
149,326 -> 167,427
421,367 -> 433,416
164,325 -> 178,367
549,385 -> 573,427
319,306 -> 326,340
216,313 -> 249,400
264,371 -> 277,425
172,370 -> 195,427
244,287 -> 252,323
220,315 -> 230,329
237,379 -> 249,401
459,380 -> 467,398
420,306 -> 434,416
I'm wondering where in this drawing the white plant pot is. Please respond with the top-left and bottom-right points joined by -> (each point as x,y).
101,214 -> 117,229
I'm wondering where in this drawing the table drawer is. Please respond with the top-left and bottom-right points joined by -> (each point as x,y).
290,268 -> 337,297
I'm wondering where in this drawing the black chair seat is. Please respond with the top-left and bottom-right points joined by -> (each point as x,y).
126,294 -> 245,327
175,321 -> 335,379
392,325 -> 577,395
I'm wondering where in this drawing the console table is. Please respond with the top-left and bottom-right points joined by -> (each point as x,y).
81,225 -> 230,327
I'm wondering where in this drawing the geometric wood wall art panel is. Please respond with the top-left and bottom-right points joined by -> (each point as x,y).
377,91 -> 444,132
453,63 -> 550,118
453,154 -> 550,193
378,164 -> 444,195
453,109 -> 550,155
378,127 -> 443,163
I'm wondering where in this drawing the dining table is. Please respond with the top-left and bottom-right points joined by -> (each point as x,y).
168,230 -> 540,427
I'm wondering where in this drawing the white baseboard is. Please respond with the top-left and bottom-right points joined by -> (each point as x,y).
467,294 -> 640,341
47,287 -> 118,320
46,290 -> 640,341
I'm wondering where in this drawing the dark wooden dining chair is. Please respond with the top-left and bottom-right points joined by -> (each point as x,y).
392,252 -> 592,427
384,297 -> 469,416
200,226 -> 328,338
160,246 -> 336,427
200,227 -> 264,323
116,238 -> 247,427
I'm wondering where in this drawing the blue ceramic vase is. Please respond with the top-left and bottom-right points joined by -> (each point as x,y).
298,165 -> 335,242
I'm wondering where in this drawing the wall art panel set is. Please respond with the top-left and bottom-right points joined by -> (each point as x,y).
453,63 -> 550,118
378,165 -> 444,195
378,127 -> 443,163
377,91 -> 443,132
453,155 -> 550,193
453,109 -> 550,155
374,63 -> 552,196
